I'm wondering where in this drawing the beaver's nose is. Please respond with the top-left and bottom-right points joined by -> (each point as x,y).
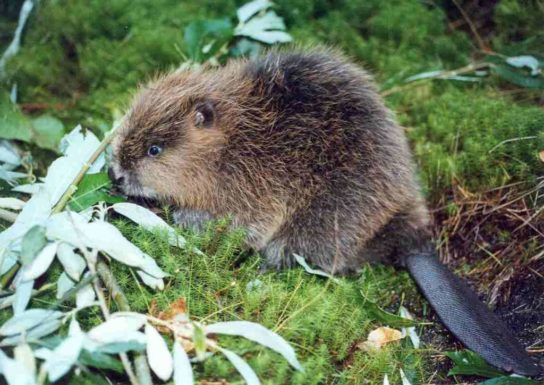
108,167 -> 125,185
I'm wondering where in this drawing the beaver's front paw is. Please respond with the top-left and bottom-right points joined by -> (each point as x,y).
172,208 -> 214,232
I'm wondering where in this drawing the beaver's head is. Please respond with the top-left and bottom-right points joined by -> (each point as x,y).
109,70 -> 226,207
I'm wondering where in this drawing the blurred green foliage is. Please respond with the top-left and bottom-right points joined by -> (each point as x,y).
3,0 -> 543,199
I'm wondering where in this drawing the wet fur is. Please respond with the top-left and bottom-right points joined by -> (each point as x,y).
111,48 -> 431,274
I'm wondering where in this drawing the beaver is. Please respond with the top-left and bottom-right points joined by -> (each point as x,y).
109,48 -> 540,376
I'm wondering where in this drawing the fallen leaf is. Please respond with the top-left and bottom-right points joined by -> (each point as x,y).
158,298 -> 188,321
358,326 -> 404,351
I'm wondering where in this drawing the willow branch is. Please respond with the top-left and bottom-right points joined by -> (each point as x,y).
381,62 -> 490,97
97,260 -> 153,385
52,128 -> 118,214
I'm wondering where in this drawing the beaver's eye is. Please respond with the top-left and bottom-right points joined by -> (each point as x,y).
147,144 -> 162,157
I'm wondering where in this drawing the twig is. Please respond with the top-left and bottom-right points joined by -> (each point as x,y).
451,0 -> 489,52
52,128 -> 118,214
97,260 -> 153,385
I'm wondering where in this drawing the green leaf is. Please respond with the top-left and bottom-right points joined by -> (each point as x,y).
361,295 -> 417,328
31,115 -> 65,152
96,340 -> 147,354
183,19 -> 233,62
505,55 -> 541,76
237,0 -> 273,23
234,11 -> 292,44
445,350 -> 505,378
477,376 -> 539,385
0,90 -> 33,142
79,350 -> 124,373
0,92 -> 65,151
20,225 -> 47,265
492,64 -> 544,89
68,172 -> 124,211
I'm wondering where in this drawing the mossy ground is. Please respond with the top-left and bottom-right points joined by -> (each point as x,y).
1,0 -> 543,383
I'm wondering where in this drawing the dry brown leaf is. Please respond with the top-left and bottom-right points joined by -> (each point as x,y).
357,326 -> 404,351
158,297 -> 187,320
148,297 -> 188,333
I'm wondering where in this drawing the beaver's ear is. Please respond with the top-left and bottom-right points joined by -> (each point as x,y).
194,100 -> 216,128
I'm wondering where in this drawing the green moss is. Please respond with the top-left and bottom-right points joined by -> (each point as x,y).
397,84 -> 544,198
109,219 -> 427,384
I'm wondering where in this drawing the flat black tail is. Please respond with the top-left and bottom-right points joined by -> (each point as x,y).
405,252 -> 541,376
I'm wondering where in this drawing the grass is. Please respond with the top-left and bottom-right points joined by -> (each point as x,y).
1,0 -> 543,383
108,218 -> 429,385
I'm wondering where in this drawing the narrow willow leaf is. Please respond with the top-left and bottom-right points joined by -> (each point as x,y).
399,306 -> 420,349
0,197 -> 25,210
235,11 -> 292,44
45,327 -> 84,382
56,243 -> 86,281
21,242 -> 58,281
0,349 -> 37,385
12,275 -> 33,314
83,221 -> 150,267
361,296 -> 416,328
146,323 -> 174,381
0,140 -> 21,166
92,334 -> 147,354
44,125 -> 103,207
12,183 -> 43,194
0,309 -> 63,336
1,318 -> 63,346
88,314 -> 146,343
20,225 -> 47,265
173,341 -> 194,385
506,55 -> 541,76
218,347 -> 260,385
57,271 -> 75,299
0,187 -> 51,251
31,114 -> 65,152
137,270 -> 165,290
205,321 -> 302,370
293,254 -> 339,283
383,374 -> 390,385
446,350 -> 505,378
399,369 -> 412,385
112,202 -> 197,252
75,278 -> 96,309
237,0 -> 272,23
13,343 -> 36,378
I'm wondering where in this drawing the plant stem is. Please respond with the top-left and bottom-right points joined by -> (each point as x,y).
381,62 -> 490,97
52,128 -> 118,214
97,260 -> 153,385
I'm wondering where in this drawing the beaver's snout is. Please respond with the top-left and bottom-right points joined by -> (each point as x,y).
108,167 -> 125,187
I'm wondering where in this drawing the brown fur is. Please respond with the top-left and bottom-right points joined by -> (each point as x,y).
110,48 -> 432,274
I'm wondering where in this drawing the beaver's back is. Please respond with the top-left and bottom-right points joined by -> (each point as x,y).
214,49 -> 430,270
